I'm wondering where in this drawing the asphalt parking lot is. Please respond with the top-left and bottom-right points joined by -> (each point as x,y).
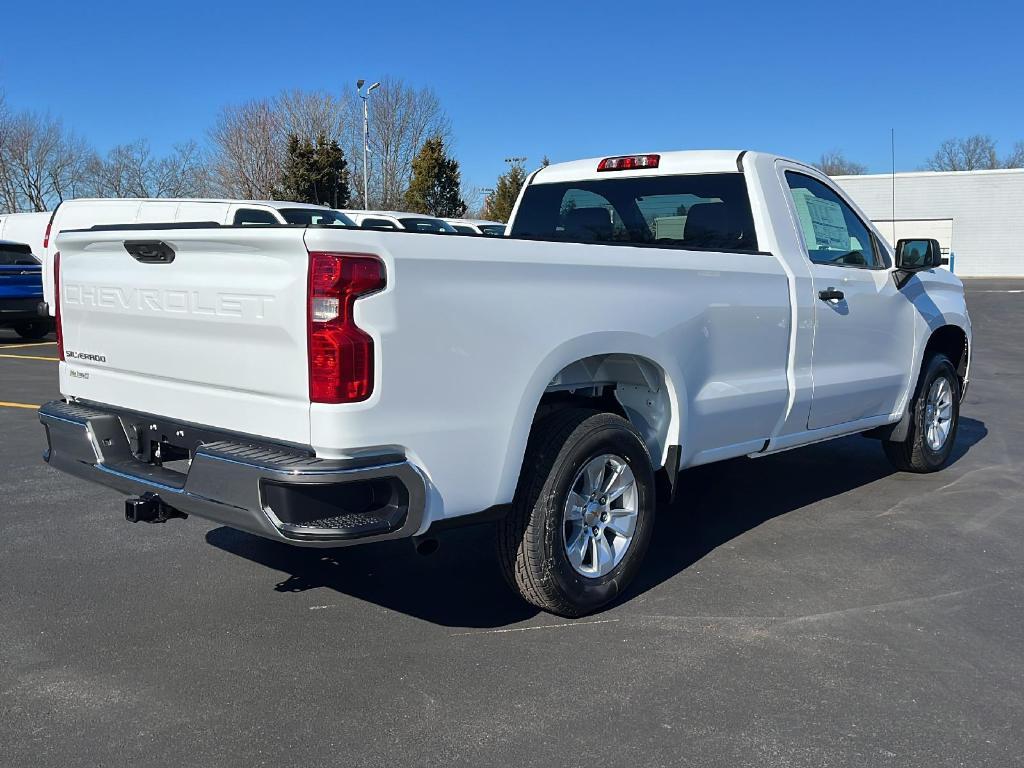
1,279 -> 1021,768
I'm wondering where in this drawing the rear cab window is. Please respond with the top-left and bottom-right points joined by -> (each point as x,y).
0,243 -> 38,266
510,173 -> 759,252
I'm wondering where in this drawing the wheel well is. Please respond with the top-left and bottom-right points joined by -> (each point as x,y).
924,325 -> 969,387
535,354 -> 673,469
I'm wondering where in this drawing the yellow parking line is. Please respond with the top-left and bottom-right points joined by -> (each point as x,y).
0,353 -> 59,362
0,401 -> 40,410
0,341 -> 57,350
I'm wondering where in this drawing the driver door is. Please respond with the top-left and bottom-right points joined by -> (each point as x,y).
783,171 -> 914,430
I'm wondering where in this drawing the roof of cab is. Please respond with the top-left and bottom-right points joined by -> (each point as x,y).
531,150 -> 781,184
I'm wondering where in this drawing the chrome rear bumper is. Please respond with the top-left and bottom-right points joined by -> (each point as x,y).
38,400 -> 427,548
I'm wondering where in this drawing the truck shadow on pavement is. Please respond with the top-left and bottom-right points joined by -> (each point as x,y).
205,417 -> 986,628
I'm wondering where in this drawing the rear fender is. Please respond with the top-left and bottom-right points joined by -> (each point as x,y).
495,332 -> 685,503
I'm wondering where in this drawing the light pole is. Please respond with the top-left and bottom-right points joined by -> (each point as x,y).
356,79 -> 380,208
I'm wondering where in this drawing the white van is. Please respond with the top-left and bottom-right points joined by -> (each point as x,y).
40,199 -> 353,314
0,212 -> 52,254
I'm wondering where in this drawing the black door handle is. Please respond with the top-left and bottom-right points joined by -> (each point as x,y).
818,287 -> 844,302
124,240 -> 175,264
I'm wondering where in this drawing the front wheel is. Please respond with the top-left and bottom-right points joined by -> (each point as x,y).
883,353 -> 961,473
497,408 -> 656,617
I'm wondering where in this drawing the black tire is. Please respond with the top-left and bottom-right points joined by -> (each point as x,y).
14,320 -> 51,340
497,408 -> 656,617
883,353 -> 960,473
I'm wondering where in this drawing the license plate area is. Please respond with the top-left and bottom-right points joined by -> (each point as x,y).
119,415 -> 203,472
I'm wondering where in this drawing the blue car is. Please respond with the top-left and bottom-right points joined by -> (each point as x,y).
0,239 -> 51,339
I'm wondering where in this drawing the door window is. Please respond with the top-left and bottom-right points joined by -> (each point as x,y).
784,172 -> 880,268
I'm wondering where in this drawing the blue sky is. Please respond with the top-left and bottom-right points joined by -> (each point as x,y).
2,0 -> 1020,191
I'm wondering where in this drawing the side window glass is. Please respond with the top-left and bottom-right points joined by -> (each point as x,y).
233,209 -> 279,226
784,172 -> 879,268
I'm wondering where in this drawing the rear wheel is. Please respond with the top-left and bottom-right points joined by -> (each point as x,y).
883,353 -> 960,473
14,320 -> 50,340
497,408 -> 656,617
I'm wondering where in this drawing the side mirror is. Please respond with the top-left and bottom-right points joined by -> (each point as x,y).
895,238 -> 942,270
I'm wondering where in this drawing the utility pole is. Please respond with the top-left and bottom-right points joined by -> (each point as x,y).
356,79 -> 381,208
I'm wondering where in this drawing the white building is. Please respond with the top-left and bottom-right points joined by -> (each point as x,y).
834,168 -> 1024,277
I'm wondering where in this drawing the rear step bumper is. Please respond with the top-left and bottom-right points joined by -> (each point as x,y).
38,400 -> 427,548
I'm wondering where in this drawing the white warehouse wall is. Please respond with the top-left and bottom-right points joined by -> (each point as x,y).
834,168 -> 1024,277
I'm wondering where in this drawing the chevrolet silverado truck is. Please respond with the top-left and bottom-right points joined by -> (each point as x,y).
38,151 -> 971,616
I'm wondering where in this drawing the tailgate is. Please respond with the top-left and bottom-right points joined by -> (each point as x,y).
56,227 -> 312,445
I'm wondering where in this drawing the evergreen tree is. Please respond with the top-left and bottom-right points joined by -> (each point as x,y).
403,135 -> 466,217
280,133 -> 350,207
482,158 -> 528,223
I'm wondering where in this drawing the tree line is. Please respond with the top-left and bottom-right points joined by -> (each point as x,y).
8,80 -> 1018,221
815,135 -> 1024,176
0,80 -> 484,219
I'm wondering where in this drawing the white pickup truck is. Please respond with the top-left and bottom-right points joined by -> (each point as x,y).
39,150 -> 971,616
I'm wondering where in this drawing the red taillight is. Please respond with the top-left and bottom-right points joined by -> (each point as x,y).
597,154 -> 660,172
307,252 -> 385,404
43,212 -> 54,249
54,252 -> 64,361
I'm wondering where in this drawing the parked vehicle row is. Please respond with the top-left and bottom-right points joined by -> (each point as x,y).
38,149 -> 971,616
340,210 -> 456,233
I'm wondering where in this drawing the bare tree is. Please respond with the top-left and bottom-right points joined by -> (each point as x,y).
926,135 -> 999,171
1004,141 -> 1024,169
87,139 -> 213,198
210,98 -> 283,199
0,95 -> 18,212
461,182 -> 486,217
347,77 -> 450,208
813,149 -> 867,176
0,110 -> 93,212
210,90 -> 355,200
277,89 -> 350,146
155,141 -> 214,197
